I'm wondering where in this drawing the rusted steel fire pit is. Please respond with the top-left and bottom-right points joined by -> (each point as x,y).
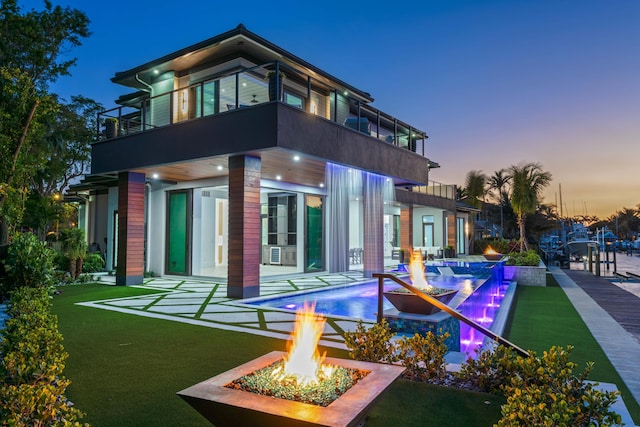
177,350 -> 404,427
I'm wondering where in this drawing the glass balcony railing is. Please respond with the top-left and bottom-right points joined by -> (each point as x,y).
97,61 -> 429,157
401,181 -> 457,200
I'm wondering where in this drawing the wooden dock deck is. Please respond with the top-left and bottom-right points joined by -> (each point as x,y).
564,269 -> 640,343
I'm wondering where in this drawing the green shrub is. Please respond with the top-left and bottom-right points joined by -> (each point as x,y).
1,382 -> 87,426
456,344 -> 621,426
344,321 -> 450,382
2,288 -> 65,384
2,232 -> 55,298
455,342 -> 521,394
505,249 -> 540,266
0,287 -> 88,425
343,320 -> 397,364
53,249 -> 69,271
397,331 -> 449,382
82,253 -> 105,273
496,346 -> 621,426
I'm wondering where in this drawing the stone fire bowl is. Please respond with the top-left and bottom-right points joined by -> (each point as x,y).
177,350 -> 405,427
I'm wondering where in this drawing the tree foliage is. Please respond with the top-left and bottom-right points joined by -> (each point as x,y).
509,163 -> 552,251
0,0 -> 91,243
463,170 -> 487,209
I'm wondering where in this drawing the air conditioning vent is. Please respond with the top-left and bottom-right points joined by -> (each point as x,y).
269,247 -> 281,265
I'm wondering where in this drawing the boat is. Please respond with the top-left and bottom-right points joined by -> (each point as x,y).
565,223 -> 598,259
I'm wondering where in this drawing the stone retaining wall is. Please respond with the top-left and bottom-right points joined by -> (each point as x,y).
503,261 -> 547,286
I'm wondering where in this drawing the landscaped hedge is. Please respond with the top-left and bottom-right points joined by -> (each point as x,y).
505,249 -> 540,266
345,321 -> 622,426
0,287 -> 89,425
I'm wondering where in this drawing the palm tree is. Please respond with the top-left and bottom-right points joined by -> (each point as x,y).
464,170 -> 487,209
487,169 -> 511,238
509,163 -> 552,252
462,170 -> 487,254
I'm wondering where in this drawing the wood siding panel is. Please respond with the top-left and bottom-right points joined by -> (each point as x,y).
400,206 -> 413,250
116,172 -> 145,286
227,155 -> 261,298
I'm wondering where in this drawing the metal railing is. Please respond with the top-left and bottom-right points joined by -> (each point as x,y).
373,273 -> 529,357
96,61 -> 429,156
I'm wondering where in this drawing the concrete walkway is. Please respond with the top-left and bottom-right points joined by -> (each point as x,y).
78,271 -> 375,350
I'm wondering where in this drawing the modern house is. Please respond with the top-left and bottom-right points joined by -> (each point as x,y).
71,24 -> 470,297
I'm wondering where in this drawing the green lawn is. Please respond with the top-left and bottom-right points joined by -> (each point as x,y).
50,277 -> 639,426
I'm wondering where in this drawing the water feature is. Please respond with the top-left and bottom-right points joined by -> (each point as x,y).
246,262 -> 510,356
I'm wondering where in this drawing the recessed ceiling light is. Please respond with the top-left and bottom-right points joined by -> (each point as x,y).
153,69 -> 159,75
217,165 -> 223,171
152,173 -> 159,179
293,155 -> 300,161
276,175 -> 282,180
319,183 -> 324,188
343,91 -> 348,96
242,82 -> 247,87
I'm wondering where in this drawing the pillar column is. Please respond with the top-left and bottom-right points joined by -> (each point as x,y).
227,155 -> 261,298
400,206 -> 413,251
116,172 -> 145,286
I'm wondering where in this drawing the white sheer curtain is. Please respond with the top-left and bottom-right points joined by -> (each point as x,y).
362,171 -> 394,276
325,164 -> 352,272
325,163 -> 394,273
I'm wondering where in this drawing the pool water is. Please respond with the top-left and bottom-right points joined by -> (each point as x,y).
246,274 -> 483,321
246,262 -> 510,356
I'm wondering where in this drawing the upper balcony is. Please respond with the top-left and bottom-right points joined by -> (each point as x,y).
97,61 -> 429,158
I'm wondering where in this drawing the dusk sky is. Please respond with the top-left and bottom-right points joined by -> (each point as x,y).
24,0 -> 639,219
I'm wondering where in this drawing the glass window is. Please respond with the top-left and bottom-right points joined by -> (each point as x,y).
457,217 -> 466,255
285,92 -> 304,109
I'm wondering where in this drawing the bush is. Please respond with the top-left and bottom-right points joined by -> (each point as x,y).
497,346 -> 621,426
0,287 -> 88,425
2,232 -> 55,298
455,342 -> 521,394
344,322 -> 622,425
505,249 -> 540,266
343,320 -> 397,364
82,253 -> 105,273
397,331 -> 449,382
344,321 -> 450,382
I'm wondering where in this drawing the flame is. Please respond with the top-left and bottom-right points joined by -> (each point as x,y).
408,249 -> 432,290
272,302 -> 334,387
484,246 -> 499,255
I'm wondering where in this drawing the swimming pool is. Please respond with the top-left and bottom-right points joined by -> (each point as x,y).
245,262 -> 509,356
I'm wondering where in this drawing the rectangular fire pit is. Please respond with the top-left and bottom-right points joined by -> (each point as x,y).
177,350 -> 405,427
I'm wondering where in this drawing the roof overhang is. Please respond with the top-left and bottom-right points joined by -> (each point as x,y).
112,24 -> 374,104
